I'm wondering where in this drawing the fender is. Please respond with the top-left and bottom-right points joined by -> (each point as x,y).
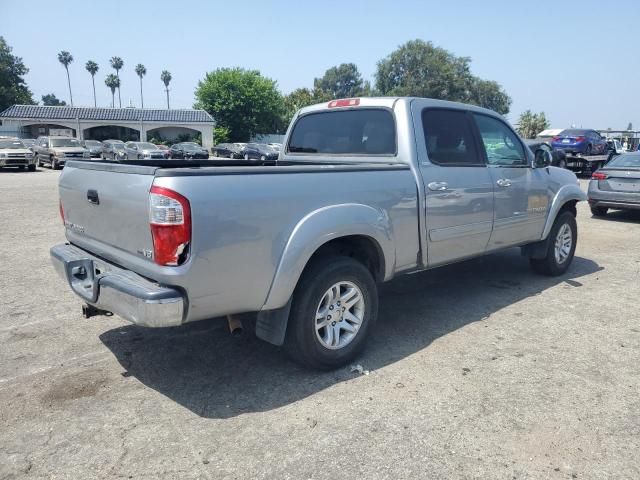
261,203 -> 395,311
541,183 -> 587,240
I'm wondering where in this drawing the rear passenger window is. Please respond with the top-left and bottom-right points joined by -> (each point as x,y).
422,109 -> 481,166
288,109 -> 396,155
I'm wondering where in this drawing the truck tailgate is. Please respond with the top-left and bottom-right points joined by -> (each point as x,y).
59,162 -> 157,262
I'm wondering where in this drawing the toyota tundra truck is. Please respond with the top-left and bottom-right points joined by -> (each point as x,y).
51,97 -> 586,369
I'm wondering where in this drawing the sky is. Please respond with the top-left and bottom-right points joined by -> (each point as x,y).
2,0 -> 638,129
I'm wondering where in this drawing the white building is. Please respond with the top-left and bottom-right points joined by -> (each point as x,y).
0,105 -> 215,150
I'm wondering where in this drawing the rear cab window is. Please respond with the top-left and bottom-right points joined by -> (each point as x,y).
287,109 -> 396,155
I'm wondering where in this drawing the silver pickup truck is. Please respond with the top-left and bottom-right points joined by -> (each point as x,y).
51,97 -> 586,369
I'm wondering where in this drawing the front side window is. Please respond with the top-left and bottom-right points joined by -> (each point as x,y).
474,114 -> 527,166
288,108 -> 396,155
422,109 -> 480,166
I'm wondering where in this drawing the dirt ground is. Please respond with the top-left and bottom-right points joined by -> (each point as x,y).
1,168 -> 639,479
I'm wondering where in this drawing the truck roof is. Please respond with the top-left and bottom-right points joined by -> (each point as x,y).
298,96 -> 504,118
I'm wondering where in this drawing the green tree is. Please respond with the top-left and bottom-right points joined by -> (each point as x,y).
516,110 -> 549,139
105,74 -> 120,108
57,50 -> 74,106
85,60 -> 99,107
194,67 -> 285,141
375,39 -> 511,114
41,93 -> 66,106
0,36 -> 34,111
160,70 -> 172,109
135,64 -> 146,109
282,87 -> 317,125
109,56 -> 124,107
314,63 -> 364,99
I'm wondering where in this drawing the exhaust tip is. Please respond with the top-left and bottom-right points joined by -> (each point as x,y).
227,315 -> 244,336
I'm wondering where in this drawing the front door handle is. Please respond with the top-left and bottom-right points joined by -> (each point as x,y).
496,178 -> 512,187
427,181 -> 449,191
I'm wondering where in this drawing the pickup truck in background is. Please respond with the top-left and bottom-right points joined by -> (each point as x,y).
51,97 -> 586,369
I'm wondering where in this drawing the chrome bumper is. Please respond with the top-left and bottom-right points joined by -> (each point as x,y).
50,243 -> 185,327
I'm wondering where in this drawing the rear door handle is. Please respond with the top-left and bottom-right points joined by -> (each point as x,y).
427,181 -> 449,191
496,178 -> 512,187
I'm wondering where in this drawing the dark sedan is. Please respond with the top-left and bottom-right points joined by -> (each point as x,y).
169,142 -> 209,159
588,152 -> 640,216
240,143 -> 279,161
524,139 -> 567,168
212,143 -> 243,158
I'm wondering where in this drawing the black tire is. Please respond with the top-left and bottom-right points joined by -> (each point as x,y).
529,211 -> 577,276
285,256 -> 378,370
27,164 -> 36,172
51,157 -> 60,170
244,153 -> 249,160
558,158 -> 567,169
591,206 -> 608,217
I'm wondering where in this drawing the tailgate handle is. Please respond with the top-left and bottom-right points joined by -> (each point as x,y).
87,189 -> 100,205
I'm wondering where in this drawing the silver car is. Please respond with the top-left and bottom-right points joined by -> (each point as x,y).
588,152 -> 640,216
34,136 -> 90,169
0,138 -> 37,171
124,141 -> 165,160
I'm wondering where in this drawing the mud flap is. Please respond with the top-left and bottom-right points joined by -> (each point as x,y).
255,298 -> 293,346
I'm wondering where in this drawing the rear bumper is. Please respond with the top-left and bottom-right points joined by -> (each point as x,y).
51,243 -> 185,327
588,198 -> 640,210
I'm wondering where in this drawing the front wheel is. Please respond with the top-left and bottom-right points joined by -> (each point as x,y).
529,211 -> 577,276
285,256 -> 378,370
27,164 -> 36,172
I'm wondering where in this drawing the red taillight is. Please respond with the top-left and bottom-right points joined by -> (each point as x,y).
591,172 -> 608,180
149,185 -> 191,266
574,136 -> 585,142
59,200 -> 65,224
328,98 -> 360,108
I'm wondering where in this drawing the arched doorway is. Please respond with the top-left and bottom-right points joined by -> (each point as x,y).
83,125 -> 141,142
146,126 -> 202,145
23,123 -> 77,138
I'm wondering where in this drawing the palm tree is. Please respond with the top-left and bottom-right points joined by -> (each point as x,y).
109,56 -> 124,108
57,51 -> 74,106
135,64 -> 146,109
105,74 -> 120,108
85,60 -> 99,107
161,70 -> 172,109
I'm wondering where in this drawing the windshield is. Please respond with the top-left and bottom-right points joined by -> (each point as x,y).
607,153 -> 640,168
181,143 -> 200,150
84,140 -> 101,147
137,142 -> 158,150
51,138 -> 81,147
112,143 -> 125,150
21,139 -> 35,147
0,140 -> 25,149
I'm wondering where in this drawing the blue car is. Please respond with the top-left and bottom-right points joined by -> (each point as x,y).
551,129 -> 607,156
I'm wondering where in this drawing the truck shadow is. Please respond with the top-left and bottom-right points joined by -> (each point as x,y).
100,249 -> 602,419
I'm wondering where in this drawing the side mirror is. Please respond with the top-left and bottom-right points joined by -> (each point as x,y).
534,149 -> 552,168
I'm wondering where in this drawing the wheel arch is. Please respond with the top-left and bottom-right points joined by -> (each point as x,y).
541,184 -> 586,240
261,203 -> 395,311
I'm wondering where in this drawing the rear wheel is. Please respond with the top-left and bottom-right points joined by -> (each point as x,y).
590,206 -> 608,216
530,211 -> 577,276
285,256 -> 378,370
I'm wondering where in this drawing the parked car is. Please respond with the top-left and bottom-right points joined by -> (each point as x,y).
123,142 -> 165,160
524,139 -> 567,169
212,143 -> 243,158
551,129 -> 607,156
51,97 -> 586,369
588,152 -> 640,216
240,143 -> 279,161
155,144 -> 170,158
0,138 -> 37,171
101,140 -> 126,160
21,138 -> 36,150
81,139 -> 103,158
169,142 -> 209,159
34,136 -> 89,169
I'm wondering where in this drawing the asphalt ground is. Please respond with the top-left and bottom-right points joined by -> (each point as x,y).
1,167 -> 638,479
